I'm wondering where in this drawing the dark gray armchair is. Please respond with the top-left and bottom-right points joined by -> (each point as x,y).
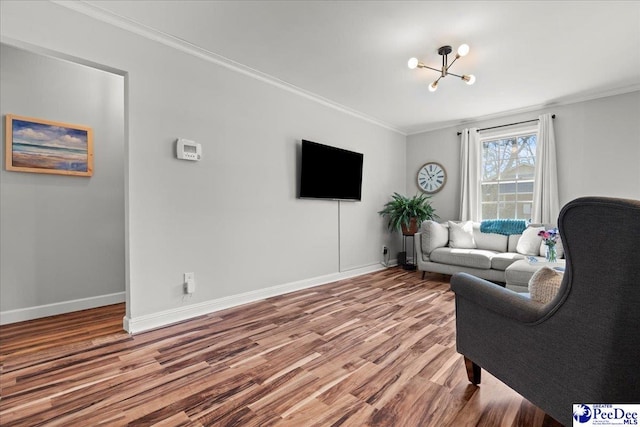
450,197 -> 640,426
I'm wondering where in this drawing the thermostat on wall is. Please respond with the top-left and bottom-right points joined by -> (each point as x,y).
176,138 -> 201,161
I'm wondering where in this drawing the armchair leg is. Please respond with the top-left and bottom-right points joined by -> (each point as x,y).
464,356 -> 481,385
422,271 -> 425,280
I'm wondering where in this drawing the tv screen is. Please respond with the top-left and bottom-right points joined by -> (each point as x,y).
299,140 -> 363,201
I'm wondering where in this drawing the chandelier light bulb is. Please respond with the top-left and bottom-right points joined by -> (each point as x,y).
457,44 -> 470,57
463,74 -> 476,85
428,81 -> 438,92
408,57 -> 419,69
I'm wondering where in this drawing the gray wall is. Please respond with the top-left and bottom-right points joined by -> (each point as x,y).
0,44 -> 125,315
0,2 -> 406,328
407,91 -> 640,221
10,2 -> 635,330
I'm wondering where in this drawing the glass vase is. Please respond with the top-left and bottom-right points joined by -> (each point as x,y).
545,244 -> 557,263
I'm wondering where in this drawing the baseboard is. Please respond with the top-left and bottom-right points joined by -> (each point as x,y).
383,258 -> 399,268
0,292 -> 126,325
124,263 -> 391,334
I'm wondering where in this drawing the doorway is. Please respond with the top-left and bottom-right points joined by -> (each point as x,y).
0,42 -> 128,329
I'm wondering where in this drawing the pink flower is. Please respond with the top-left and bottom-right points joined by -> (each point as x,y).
538,228 -> 559,245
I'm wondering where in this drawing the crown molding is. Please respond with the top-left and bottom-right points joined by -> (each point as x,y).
407,83 -> 640,136
51,0 -> 406,136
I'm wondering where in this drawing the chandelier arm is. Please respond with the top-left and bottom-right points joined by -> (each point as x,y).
447,71 -> 464,78
422,65 -> 442,73
446,55 -> 459,71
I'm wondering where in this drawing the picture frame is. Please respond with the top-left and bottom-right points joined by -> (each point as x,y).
5,114 -> 93,177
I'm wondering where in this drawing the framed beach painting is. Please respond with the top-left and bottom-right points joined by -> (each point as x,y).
5,114 -> 93,177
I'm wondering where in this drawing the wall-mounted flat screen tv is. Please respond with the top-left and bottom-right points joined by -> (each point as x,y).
299,139 -> 363,201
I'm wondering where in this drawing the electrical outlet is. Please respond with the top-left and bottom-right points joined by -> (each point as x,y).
184,272 -> 195,294
382,245 -> 388,255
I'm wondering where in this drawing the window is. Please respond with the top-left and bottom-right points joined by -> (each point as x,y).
480,130 -> 537,220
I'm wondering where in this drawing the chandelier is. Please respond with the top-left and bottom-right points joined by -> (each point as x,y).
408,44 -> 476,92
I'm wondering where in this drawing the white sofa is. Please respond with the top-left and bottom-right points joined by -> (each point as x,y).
414,220 -> 565,292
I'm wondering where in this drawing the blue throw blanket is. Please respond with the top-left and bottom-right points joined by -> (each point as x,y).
480,219 -> 528,236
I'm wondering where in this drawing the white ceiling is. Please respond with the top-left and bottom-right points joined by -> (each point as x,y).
85,1 -> 640,134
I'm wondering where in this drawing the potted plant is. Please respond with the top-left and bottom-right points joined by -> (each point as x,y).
378,192 -> 438,235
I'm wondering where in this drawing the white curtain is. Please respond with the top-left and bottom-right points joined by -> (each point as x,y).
532,113 -> 559,224
459,128 -> 481,221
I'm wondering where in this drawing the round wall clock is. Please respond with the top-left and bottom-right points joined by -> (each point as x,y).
417,162 -> 447,194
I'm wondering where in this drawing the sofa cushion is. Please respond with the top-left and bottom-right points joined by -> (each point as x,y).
448,221 -> 476,249
505,258 -> 566,288
429,247 -> 496,269
528,266 -> 563,304
473,225 -> 509,252
516,226 -> 544,255
505,259 -> 546,288
420,220 -> 449,255
507,234 -> 523,252
490,252 -> 525,271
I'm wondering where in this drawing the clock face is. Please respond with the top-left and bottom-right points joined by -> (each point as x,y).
417,162 -> 447,194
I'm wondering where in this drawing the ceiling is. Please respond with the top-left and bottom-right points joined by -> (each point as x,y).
85,1 -> 640,135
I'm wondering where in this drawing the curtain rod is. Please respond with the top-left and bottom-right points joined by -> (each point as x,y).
456,114 -> 556,136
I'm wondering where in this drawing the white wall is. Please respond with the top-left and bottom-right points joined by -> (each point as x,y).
407,91 -> 640,221
0,1 -> 406,330
0,44 -> 125,321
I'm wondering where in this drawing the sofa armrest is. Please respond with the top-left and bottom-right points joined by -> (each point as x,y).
450,272 -> 549,323
416,220 -> 449,258
414,232 -> 426,261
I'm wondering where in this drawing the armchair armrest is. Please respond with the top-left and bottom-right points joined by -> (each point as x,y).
450,272 -> 549,324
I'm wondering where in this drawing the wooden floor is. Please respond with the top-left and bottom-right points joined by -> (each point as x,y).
0,268 -> 562,426
0,303 -> 126,361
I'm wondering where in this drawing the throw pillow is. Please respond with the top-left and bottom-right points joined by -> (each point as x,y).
540,237 -> 565,259
516,226 -> 544,256
420,220 -> 449,254
448,221 -> 477,249
528,266 -> 563,304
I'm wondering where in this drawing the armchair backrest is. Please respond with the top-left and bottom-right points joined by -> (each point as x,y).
556,196 -> 640,393
559,197 -> 640,313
